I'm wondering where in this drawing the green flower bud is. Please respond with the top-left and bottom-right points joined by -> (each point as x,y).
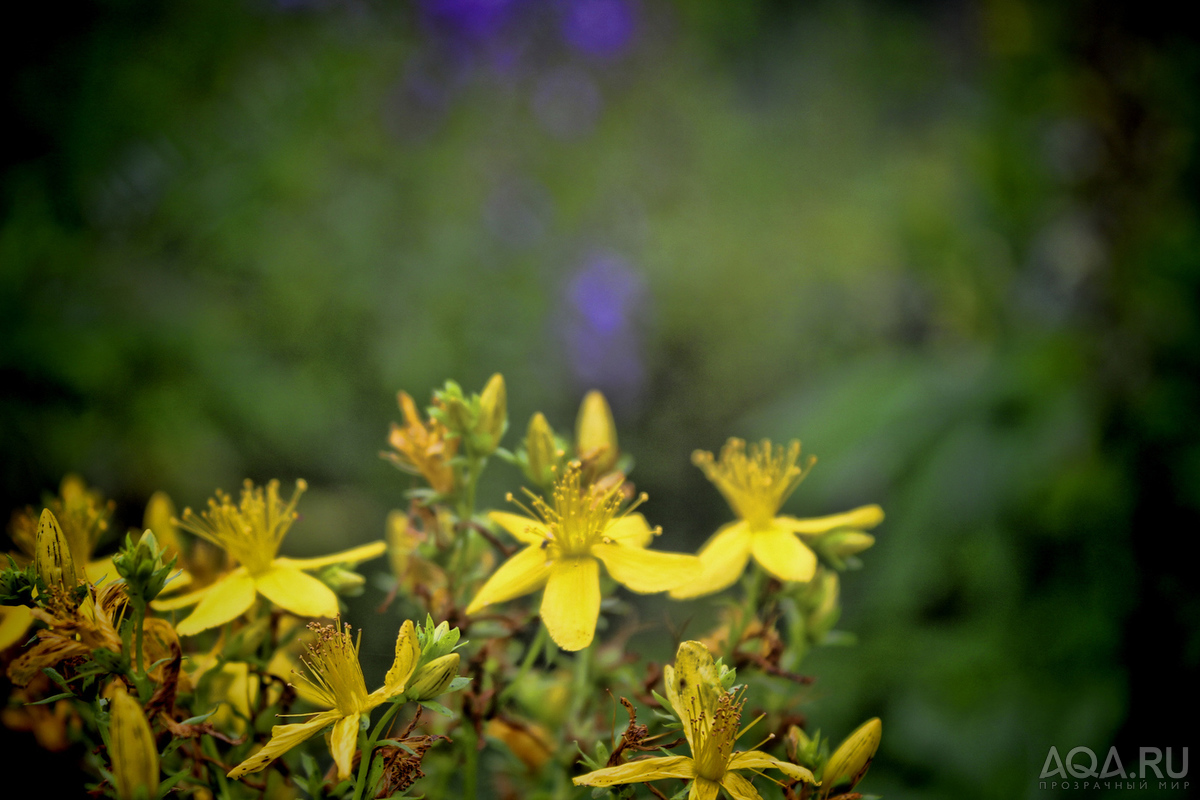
316,564 -> 367,596
523,412 -> 563,488
407,653 -> 460,701
821,530 -> 875,558
473,373 -> 507,454
819,718 -> 881,799
804,569 -> 840,643
113,529 -> 177,603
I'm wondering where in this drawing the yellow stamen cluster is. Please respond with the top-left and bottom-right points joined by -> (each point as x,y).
509,464 -> 649,557
689,689 -> 746,781
293,621 -> 370,715
177,479 -> 307,575
692,439 -> 814,529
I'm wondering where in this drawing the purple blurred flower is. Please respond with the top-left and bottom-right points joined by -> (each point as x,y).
563,250 -> 646,404
420,0 -> 519,42
560,0 -> 637,58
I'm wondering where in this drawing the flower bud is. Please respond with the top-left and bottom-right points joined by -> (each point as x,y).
316,564 -> 367,596
406,653 -> 460,701
109,685 -> 160,800
523,413 -> 562,488
820,718 -> 881,799
113,530 -> 177,603
575,391 -> 618,473
34,508 -> 82,594
474,373 -> 508,454
805,569 -> 840,643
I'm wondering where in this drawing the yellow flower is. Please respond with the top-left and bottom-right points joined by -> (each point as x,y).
574,641 -> 817,799
228,618 -> 420,782
109,684 -> 160,800
7,475 -> 117,584
671,439 -> 883,599
468,464 -> 700,651
151,480 -> 385,636
384,391 -> 459,495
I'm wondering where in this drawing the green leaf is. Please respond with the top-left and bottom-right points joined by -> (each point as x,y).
27,691 -> 74,705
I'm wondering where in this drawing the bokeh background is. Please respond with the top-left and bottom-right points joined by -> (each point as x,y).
3,0 -> 1197,797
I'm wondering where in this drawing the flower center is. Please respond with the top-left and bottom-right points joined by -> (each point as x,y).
177,479 -> 306,576
690,689 -> 745,782
512,464 -> 642,557
294,621 -> 371,715
693,439 -> 813,529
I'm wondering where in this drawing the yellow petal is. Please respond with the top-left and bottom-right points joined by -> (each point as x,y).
664,641 -> 722,751
382,620 -> 419,698
176,571 -> 257,636
591,543 -> 699,594
84,555 -> 116,585
729,750 -> 818,783
330,713 -> 360,782
466,545 -> 553,614
776,504 -> 884,534
143,491 -> 183,556
668,522 -> 753,599
750,528 -> 816,583
109,686 -> 159,800
720,771 -> 763,800
604,513 -> 655,547
540,557 -> 600,651
487,512 -> 550,546
0,605 -> 34,651
274,541 -> 387,571
689,777 -> 721,800
151,582 -> 213,612
254,566 -> 338,618
227,711 -> 339,779
572,755 -> 696,787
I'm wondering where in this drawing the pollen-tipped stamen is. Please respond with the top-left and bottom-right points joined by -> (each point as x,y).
176,479 -> 307,575
292,621 -> 371,715
505,463 -> 643,557
693,439 -> 815,529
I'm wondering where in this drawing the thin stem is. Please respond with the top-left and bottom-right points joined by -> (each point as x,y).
460,722 -> 479,800
498,622 -> 548,704
351,702 -> 406,800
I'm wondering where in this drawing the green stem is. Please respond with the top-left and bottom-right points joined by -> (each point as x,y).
568,644 -> 591,725
461,723 -> 479,800
351,702 -> 406,800
498,623 -> 548,704
201,736 -> 232,800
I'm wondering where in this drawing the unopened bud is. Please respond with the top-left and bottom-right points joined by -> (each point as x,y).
820,718 -> 881,799
113,529 -> 177,603
35,509 -> 82,594
316,565 -> 367,596
407,653 -> 460,701
524,413 -> 562,487
575,391 -> 618,473
821,530 -> 876,559
474,373 -> 508,454
805,570 -> 840,642
109,685 -> 160,800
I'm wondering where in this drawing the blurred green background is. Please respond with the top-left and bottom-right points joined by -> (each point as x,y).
3,0 -> 1197,797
